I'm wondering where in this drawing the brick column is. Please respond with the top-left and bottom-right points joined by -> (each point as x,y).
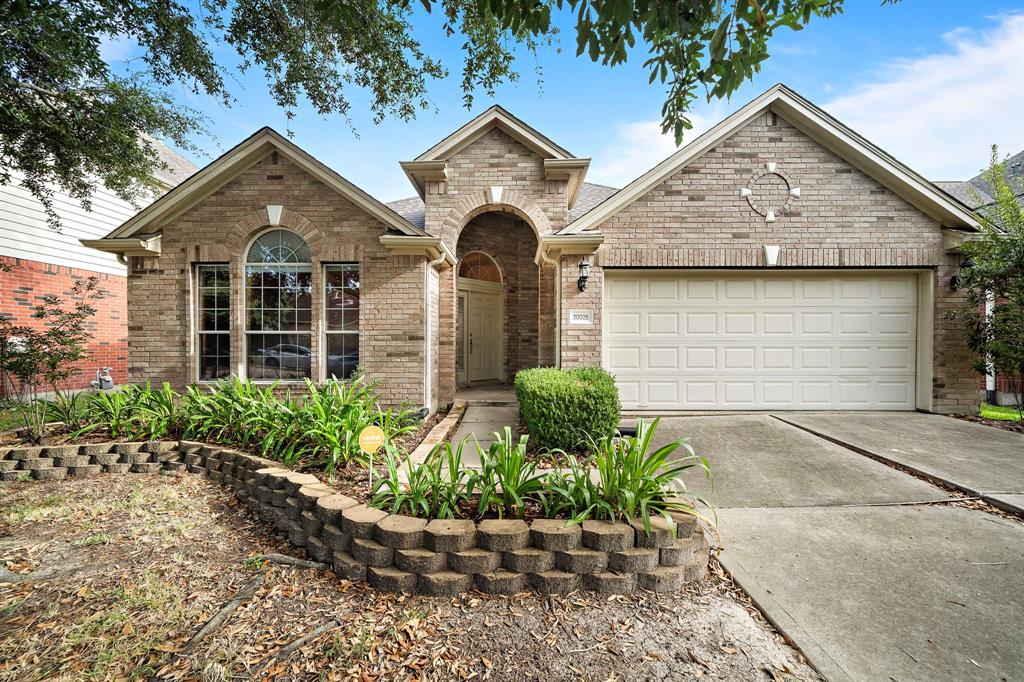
559,256 -> 602,367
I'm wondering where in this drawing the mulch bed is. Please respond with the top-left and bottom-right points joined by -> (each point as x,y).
0,474 -> 820,681
954,414 -> 1024,433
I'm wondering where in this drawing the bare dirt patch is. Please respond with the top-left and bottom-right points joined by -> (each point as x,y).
0,475 -> 819,681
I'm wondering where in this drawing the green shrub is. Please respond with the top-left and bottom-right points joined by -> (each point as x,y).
514,367 -> 621,451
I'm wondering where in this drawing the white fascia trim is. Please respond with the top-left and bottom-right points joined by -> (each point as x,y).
399,160 -> 449,199
544,158 -> 591,208
379,234 -> 456,268
414,106 -> 574,162
104,128 -> 427,240
81,233 -> 161,257
560,84 -> 979,234
536,232 -> 604,264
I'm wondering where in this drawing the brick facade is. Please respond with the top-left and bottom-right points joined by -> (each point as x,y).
111,102 -> 978,415
0,255 -> 127,395
125,152 -> 428,407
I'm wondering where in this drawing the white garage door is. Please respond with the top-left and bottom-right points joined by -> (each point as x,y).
604,271 -> 918,410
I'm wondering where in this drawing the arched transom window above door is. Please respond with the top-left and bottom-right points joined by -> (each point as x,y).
458,251 -> 502,283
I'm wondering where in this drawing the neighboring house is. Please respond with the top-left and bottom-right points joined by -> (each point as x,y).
0,141 -> 197,395
936,151 -> 1024,406
84,84 -> 982,415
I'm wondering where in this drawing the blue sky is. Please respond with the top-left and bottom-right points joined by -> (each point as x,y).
109,1 -> 1024,201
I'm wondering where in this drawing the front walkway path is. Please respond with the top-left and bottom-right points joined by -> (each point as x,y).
653,413 -> 1024,681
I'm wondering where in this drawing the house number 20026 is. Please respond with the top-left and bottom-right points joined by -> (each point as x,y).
569,309 -> 593,325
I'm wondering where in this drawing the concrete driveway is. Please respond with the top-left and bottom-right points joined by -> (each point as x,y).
653,413 -> 1024,682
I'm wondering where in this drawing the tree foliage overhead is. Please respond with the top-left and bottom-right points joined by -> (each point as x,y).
2,0 -> 846,228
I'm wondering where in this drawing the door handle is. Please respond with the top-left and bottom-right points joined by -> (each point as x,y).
469,335 -> 474,353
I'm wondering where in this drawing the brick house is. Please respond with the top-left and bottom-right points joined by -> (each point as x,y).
84,85 -> 982,415
1,141 -> 196,396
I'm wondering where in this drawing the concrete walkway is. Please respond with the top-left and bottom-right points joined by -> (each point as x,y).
653,413 -> 1024,681
449,404 -> 521,466
776,412 -> 1024,514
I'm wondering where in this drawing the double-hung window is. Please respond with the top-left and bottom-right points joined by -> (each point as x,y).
244,229 -> 312,380
324,264 -> 359,379
196,264 -> 231,381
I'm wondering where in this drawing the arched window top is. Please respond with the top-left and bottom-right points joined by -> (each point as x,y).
459,252 -> 501,283
246,229 -> 310,264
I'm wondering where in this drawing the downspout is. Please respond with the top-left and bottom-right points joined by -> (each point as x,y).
424,249 -> 449,413
535,240 -> 561,367
985,291 -> 997,404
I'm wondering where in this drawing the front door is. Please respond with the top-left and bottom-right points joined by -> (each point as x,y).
466,288 -> 501,382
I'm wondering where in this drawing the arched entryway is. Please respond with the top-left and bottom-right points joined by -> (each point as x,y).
455,210 -> 541,388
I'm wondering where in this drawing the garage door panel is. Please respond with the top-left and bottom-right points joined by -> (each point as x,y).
605,272 -> 917,410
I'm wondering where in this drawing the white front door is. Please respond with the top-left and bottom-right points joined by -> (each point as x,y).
467,288 -> 501,382
604,271 -> 919,410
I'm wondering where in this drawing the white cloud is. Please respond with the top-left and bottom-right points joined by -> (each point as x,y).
823,13 -> 1024,181
587,105 -> 725,188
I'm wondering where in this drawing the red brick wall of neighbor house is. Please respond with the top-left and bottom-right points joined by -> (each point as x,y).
0,255 -> 127,394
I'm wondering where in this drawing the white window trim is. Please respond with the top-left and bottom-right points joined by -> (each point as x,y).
321,263 -> 360,382
194,263 -> 231,384
242,228 -> 314,384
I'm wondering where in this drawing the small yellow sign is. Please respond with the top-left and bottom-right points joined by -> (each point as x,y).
358,425 -> 386,455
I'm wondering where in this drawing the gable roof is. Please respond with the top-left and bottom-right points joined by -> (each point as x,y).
560,84 -> 980,234
402,106 -> 591,207
99,127 -> 427,242
414,105 -> 575,161
149,139 -> 198,189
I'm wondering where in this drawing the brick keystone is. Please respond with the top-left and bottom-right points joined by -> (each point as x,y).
394,548 -> 446,574
584,572 -> 637,595
581,520 -> 634,552
424,519 -> 476,552
316,494 -> 360,525
608,548 -> 659,573
476,569 -> 527,595
530,570 -> 580,595
503,548 -> 555,574
418,571 -> 472,596
333,551 -> 367,582
375,515 -> 427,549
341,505 -> 388,539
477,519 -> 529,551
529,519 -> 582,551
447,548 -> 501,574
368,566 -> 417,593
629,516 -> 676,548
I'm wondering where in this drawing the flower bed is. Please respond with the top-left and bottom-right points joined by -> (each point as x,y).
0,439 -> 710,596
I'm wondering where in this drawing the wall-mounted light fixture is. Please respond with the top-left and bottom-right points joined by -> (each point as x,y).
577,258 -> 591,291
950,256 -> 974,291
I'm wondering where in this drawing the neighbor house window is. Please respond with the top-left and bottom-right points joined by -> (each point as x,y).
196,264 -> 231,381
324,264 -> 359,379
245,229 -> 312,380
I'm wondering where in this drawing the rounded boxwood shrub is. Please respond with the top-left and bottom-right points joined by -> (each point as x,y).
514,367 -> 621,451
